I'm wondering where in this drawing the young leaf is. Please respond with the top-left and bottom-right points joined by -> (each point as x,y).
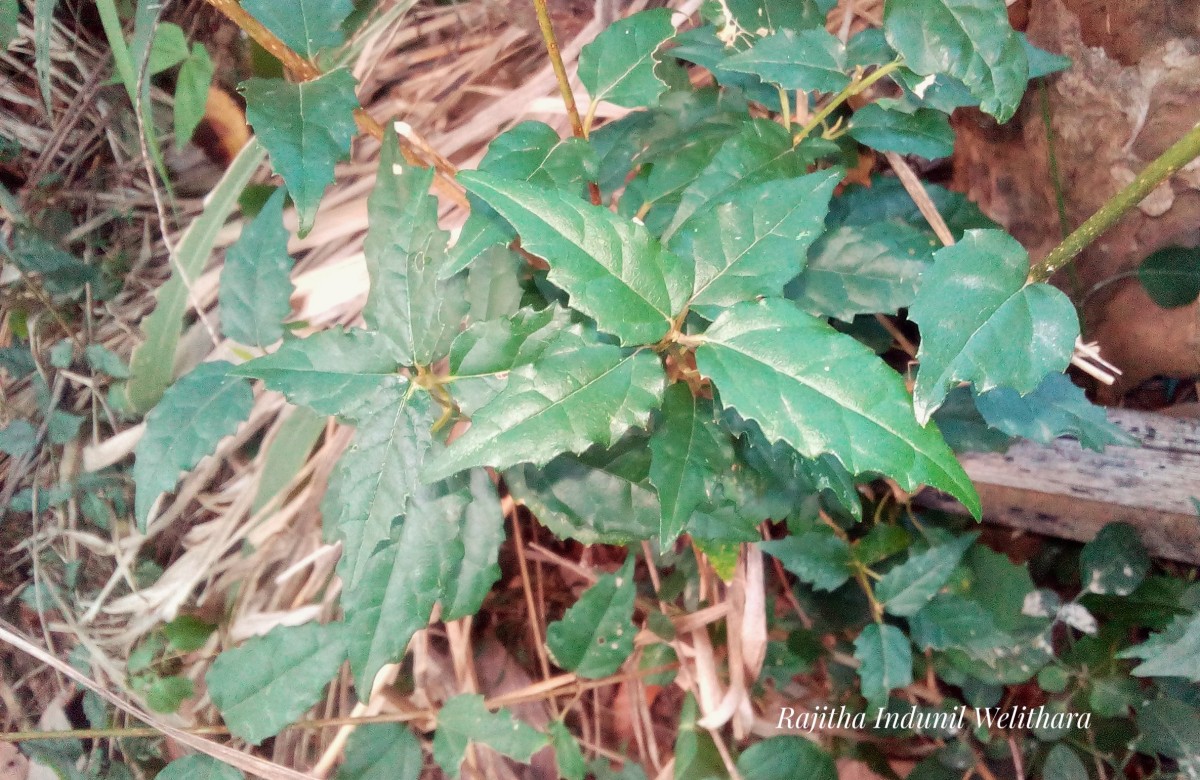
1137,245 -> 1200,309
365,133 -> 468,366
432,695 -> 548,779
206,621 -> 347,745
322,385 -> 436,590
909,230 -> 1078,423
974,373 -> 1137,452
760,528 -> 853,591
343,469 -> 503,690
336,723 -> 424,780
158,755 -> 243,780
1080,522 -> 1149,596
847,101 -> 954,159
241,69 -> 360,237
1118,612 -> 1200,682
133,362 -> 253,530
424,339 -> 665,482
695,299 -> 980,517
578,9 -> 675,109
668,170 -> 840,315
736,736 -> 837,780
648,385 -> 736,544
174,43 -> 213,145
459,171 -> 692,346
876,533 -> 977,616
234,329 -> 404,422
787,222 -> 935,321
241,0 -> 353,59
218,187 -> 294,348
853,623 -> 913,708
883,0 -> 1029,122
721,29 -> 851,94
547,558 -> 637,678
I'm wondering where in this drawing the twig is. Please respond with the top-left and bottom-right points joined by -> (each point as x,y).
1030,122 -> 1200,282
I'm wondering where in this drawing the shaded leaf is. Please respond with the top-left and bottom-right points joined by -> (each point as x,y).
760,528 -> 853,591
854,623 -> 913,708
460,171 -> 691,346
365,132 -> 467,365
1118,611 -> 1200,682
974,373 -> 1137,452
343,469 -> 503,690
175,42 -> 213,145
1136,697 -> 1200,759
157,755 -> 243,780
549,720 -> 586,780
736,736 -> 837,780
5,229 -> 101,295
848,101 -> 954,159
876,533 -> 977,616
218,187 -> 294,347
1081,522 -> 1149,596
133,362 -> 253,530
1043,746 -> 1087,780
85,344 -> 130,378
910,229 -> 1078,423
547,558 -> 637,678
432,695 -> 548,779
0,420 -> 36,457
908,593 -> 1010,653
695,299 -> 979,516
669,170 -> 839,316
721,0 -> 830,35
206,622 -> 347,745
336,723 -> 423,780
883,0 -> 1028,121
241,69 -> 360,236
722,29 -> 851,93
241,0 -> 353,59
1137,245 -> 1200,309
648,385 -> 736,544
579,9 -> 674,108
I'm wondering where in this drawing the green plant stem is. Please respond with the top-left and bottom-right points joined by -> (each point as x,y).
793,60 -> 903,146
1029,122 -> 1200,282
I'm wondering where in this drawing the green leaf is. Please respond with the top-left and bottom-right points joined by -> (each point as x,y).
206,621 -> 347,745
234,329 -> 404,422
163,615 -> 216,652
1137,245 -> 1200,309
157,755 -> 243,780
787,222 -> 935,321
829,175 -> 995,235
648,385 -> 736,544
218,188 -> 294,348
241,0 -> 353,59
459,171 -> 691,346
147,23 -> 189,75
1019,33 -> 1071,78
253,405 -> 325,513
47,409 -> 82,445
549,720 -> 586,780
721,0 -> 830,35
505,445 -> 660,545
1136,697 -> 1200,759
1118,612 -> 1200,682
1042,745 -> 1087,780
146,675 -> 194,713
974,373 -> 1137,452
1081,522 -> 1149,596
323,384 -> 436,590
854,622 -> 913,708
424,336 -> 665,482
432,695 -> 548,779
5,229 -> 101,295
579,9 -> 674,108
674,694 -> 725,780
174,42 -> 213,145
722,29 -> 851,94
736,736 -> 837,780
336,724 -> 423,780
344,469 -> 503,690
547,558 -> 637,678
908,593 -> 1010,653
931,385 -> 1013,453
33,0 -> 55,112
854,524 -> 912,566
365,132 -> 467,365
448,122 -> 596,275
0,0 -> 18,49
465,246 -> 525,322
241,69 -> 359,237
133,362 -> 253,530
876,533 -> 977,616
883,0 -> 1028,121
910,229 -> 1078,423
0,420 -> 36,457
668,170 -> 840,315
848,101 -> 954,159
761,528 -> 853,591
85,344 -> 130,378
695,299 -> 980,516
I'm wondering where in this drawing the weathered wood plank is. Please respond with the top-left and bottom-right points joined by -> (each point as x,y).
921,409 -> 1200,564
